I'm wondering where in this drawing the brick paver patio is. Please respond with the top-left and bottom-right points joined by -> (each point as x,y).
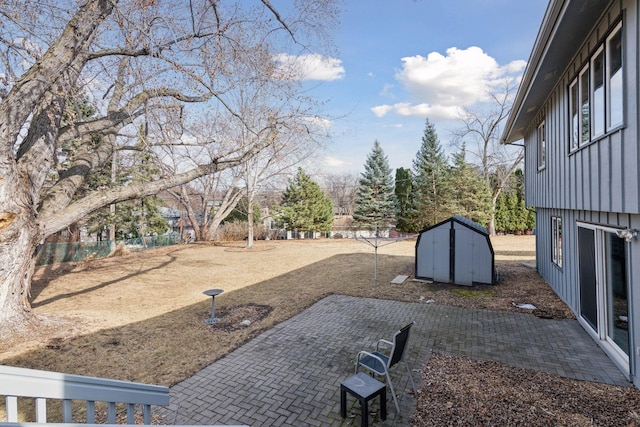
160,295 -> 630,426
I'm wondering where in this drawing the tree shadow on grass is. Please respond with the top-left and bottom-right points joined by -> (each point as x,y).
29,246 -> 191,305
6,252 -> 417,388
30,254 -> 179,309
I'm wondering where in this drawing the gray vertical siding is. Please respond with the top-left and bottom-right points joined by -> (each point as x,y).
525,0 -> 639,215
536,208 -> 639,386
525,0 -> 639,388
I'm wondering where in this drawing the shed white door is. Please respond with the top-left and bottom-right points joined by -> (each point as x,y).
417,226 -> 450,282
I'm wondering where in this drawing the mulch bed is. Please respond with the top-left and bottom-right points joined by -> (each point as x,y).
414,353 -> 640,427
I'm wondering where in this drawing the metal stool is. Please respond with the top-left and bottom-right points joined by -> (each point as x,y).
340,373 -> 387,427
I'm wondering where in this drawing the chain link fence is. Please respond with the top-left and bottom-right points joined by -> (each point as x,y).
36,234 -> 180,266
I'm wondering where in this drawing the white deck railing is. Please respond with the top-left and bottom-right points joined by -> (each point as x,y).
0,365 -> 168,424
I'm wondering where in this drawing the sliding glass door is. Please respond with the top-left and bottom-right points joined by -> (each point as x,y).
577,223 -> 629,371
604,232 -> 629,356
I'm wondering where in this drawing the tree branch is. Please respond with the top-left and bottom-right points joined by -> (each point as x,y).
40,122 -> 280,237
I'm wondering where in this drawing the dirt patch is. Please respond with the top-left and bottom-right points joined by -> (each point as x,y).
202,303 -> 273,332
407,261 -> 574,320
414,353 -> 640,427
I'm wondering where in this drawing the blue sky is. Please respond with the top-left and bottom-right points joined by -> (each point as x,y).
285,0 -> 549,176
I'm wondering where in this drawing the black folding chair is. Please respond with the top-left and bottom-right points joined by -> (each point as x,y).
355,322 -> 417,414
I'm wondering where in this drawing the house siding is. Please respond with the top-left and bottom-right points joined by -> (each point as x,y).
525,0 -> 639,214
536,208 -> 639,384
523,0 -> 640,387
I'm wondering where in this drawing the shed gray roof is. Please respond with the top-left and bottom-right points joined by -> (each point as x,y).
450,215 -> 489,235
420,215 -> 489,236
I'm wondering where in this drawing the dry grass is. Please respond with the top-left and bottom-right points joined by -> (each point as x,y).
1,234 -> 638,425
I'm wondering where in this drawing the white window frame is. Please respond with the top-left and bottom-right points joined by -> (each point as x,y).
606,22 -> 624,130
551,216 -> 562,267
537,121 -> 546,170
590,45 -> 605,138
569,79 -> 579,151
578,65 -> 590,147
568,20 -> 624,150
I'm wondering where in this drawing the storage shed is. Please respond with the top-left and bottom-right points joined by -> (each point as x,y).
415,215 -> 495,286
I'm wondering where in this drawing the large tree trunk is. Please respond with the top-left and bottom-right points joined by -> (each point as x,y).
0,209 -> 42,336
247,197 -> 255,248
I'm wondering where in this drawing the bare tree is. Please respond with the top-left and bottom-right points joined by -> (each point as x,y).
452,84 -> 524,235
0,0 -> 337,334
322,173 -> 359,216
167,170 -> 245,242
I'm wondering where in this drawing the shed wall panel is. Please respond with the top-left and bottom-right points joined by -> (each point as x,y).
431,228 -> 451,283
471,233 -> 493,284
415,223 -> 450,281
453,230 -> 473,286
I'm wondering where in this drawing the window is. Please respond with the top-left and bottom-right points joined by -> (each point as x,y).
591,46 -> 605,137
607,22 -> 623,128
569,80 -> 579,150
537,122 -> 546,170
569,21 -> 623,150
552,216 -> 562,267
580,66 -> 590,145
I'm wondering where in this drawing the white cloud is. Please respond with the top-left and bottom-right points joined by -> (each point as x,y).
323,156 -> 349,167
371,102 -> 460,120
302,115 -> 332,129
380,83 -> 395,98
274,53 -> 345,81
377,46 -> 525,118
371,105 -> 394,117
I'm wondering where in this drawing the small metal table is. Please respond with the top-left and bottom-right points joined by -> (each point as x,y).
340,372 -> 387,427
203,289 -> 224,324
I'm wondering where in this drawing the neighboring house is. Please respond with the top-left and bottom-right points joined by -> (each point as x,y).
502,0 -> 639,387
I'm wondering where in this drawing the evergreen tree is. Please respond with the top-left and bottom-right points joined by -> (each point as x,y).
86,125 -> 168,239
506,192 -> 520,233
449,144 -> 492,227
526,206 -> 536,232
407,119 -> 453,230
277,168 -> 334,233
353,141 -> 396,229
494,193 -> 509,233
492,168 -> 537,234
222,196 -> 263,224
394,167 -> 413,232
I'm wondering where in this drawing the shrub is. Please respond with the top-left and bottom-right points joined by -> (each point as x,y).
215,221 -> 267,242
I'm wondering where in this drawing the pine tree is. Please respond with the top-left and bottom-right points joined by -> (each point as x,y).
450,144 -> 492,227
408,119 -> 453,230
494,193 -> 508,233
394,167 -> 413,232
222,197 -> 263,225
506,192 -> 520,233
526,206 -> 536,232
492,168 -> 536,234
277,168 -> 334,233
353,141 -> 396,229
86,125 -> 168,240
